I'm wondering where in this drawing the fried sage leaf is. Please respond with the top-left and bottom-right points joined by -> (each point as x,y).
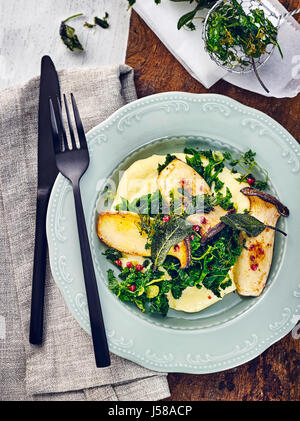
60,14 -> 84,51
94,13 -> 109,29
220,213 -> 287,237
151,216 -> 191,268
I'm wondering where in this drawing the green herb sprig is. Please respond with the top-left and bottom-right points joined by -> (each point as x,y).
223,149 -> 269,190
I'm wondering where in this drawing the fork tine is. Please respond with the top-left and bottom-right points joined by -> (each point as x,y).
56,96 -> 69,151
49,98 -> 61,154
63,94 -> 77,150
71,93 -> 87,150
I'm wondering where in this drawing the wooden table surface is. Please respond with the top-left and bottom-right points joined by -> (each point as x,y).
125,1 -> 300,401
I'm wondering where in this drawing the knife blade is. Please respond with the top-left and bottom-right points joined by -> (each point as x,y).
29,56 -> 60,345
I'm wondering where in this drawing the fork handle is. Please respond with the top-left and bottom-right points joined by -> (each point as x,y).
72,181 -> 111,368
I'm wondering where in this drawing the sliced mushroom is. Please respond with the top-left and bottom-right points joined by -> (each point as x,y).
233,188 -> 289,296
240,187 -> 289,217
157,158 -> 211,203
97,211 -> 191,269
187,207 -> 236,244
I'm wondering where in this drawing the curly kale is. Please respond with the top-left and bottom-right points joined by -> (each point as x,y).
107,266 -> 170,316
224,149 -> 269,190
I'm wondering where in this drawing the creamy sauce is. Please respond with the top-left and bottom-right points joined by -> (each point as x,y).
109,152 -> 249,313
112,154 -> 187,208
212,167 -> 249,213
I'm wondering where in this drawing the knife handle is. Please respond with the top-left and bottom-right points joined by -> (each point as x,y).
29,192 -> 50,345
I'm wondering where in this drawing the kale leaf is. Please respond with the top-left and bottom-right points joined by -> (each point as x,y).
102,247 -> 122,265
184,188 -> 233,215
115,190 -> 164,216
184,148 -> 225,192
157,154 -> 177,174
163,227 -> 241,299
107,265 -> 171,316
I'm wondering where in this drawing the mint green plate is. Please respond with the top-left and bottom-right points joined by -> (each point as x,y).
46,93 -> 300,373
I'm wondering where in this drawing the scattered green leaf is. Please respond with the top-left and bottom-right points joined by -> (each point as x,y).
94,13 -> 109,29
60,13 -> 84,51
84,21 -> 96,28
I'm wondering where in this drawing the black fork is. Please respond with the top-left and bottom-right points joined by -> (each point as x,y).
49,94 -> 110,368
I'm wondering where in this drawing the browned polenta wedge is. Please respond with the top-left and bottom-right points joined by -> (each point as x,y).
97,211 -> 191,269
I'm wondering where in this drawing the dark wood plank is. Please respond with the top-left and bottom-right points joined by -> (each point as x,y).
125,1 -> 300,401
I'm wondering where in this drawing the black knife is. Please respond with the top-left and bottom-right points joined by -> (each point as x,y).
29,56 -> 60,345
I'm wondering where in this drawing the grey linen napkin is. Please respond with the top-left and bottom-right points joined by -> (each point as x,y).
0,65 -> 170,401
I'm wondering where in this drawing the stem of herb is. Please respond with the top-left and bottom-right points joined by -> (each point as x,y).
63,13 -> 83,23
265,225 -> 287,236
251,58 -> 270,94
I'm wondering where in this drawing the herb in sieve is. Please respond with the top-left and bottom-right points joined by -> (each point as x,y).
205,0 -> 283,92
